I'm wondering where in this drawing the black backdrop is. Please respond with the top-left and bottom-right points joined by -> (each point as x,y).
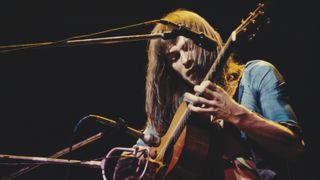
0,0 -> 318,179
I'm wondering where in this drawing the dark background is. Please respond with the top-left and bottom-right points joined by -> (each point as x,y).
0,0 -> 318,179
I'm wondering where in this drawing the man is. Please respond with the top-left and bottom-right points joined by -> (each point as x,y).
113,9 -> 304,180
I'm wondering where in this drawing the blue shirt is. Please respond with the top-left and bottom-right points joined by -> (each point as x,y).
137,60 -> 302,179
238,60 -> 298,127
237,60 -> 301,179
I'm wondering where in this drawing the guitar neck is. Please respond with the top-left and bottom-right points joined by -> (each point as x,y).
203,31 -> 237,84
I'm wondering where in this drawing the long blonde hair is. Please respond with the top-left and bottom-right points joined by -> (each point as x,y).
145,9 -> 243,135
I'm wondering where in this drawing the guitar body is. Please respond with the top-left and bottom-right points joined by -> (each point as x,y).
144,102 -> 210,180
146,125 -> 211,180
150,119 -> 260,180
165,124 -> 211,179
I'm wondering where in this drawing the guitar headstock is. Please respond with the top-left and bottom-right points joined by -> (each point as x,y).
233,3 -> 269,42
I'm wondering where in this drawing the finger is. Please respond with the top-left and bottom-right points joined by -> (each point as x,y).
194,85 -> 223,100
200,80 -> 217,90
200,80 -> 211,87
194,85 -> 214,99
202,81 -> 226,93
194,80 -> 217,99
188,103 -> 217,114
184,92 -> 212,106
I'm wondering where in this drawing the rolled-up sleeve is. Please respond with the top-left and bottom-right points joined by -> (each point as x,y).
240,60 -> 303,136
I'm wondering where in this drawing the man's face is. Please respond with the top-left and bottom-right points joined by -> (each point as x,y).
164,36 -> 202,85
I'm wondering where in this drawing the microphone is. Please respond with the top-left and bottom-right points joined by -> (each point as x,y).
170,26 -> 217,51
145,19 -> 217,51
90,115 -> 161,147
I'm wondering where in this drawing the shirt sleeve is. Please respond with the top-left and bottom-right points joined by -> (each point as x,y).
249,61 -> 302,135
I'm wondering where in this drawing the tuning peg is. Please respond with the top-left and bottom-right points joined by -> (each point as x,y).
256,25 -> 262,32
248,33 -> 256,41
266,17 -> 271,24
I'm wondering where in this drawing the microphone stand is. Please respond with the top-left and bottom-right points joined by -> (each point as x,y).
0,23 -> 217,52
0,32 -> 169,53
1,115 -> 155,179
0,154 -> 101,169
1,132 -> 103,179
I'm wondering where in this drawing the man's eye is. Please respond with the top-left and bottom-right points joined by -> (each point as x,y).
168,52 -> 180,62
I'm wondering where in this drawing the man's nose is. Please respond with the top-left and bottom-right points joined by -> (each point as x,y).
181,51 -> 193,68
